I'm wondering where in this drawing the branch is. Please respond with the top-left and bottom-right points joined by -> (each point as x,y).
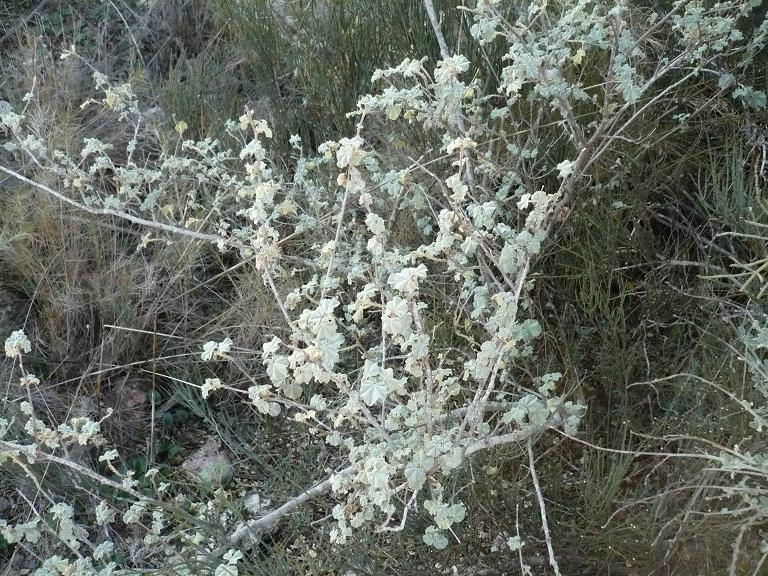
422,0 -> 479,191
230,417 -> 558,545
319,184 -> 351,301
0,165 -> 222,243
528,439 -> 562,576
263,266 -> 297,331
230,466 -> 353,545
464,417 -> 548,457
423,0 -> 450,59
1,440 -> 150,503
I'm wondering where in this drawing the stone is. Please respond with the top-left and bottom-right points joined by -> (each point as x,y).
181,436 -> 234,488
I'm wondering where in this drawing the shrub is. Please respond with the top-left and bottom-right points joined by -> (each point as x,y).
1,1 -> 768,574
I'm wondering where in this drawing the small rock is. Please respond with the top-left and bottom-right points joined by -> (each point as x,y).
181,436 -> 234,488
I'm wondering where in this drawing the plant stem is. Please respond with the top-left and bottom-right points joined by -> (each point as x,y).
0,165 -> 222,243
528,439 -> 561,576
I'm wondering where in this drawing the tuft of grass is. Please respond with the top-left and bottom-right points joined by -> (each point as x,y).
211,0 -> 491,150
161,42 -> 242,140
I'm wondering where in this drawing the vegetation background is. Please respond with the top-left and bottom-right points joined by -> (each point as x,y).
1,0 -> 768,574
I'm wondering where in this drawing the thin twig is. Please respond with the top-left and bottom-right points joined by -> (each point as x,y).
729,516 -> 758,576
528,440 -> 561,576
0,165 -> 222,243
422,0 -> 478,191
1,440 -> 150,502
107,0 -> 145,68
263,266 -> 296,331
552,427 -> 725,462
320,184 -> 350,301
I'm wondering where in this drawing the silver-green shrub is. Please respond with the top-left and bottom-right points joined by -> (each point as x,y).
2,0 -> 767,573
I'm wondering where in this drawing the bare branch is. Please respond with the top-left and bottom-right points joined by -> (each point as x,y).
423,0 -> 450,59
528,440 -> 562,576
230,466 -> 352,545
231,418 -> 556,545
0,165 -> 222,243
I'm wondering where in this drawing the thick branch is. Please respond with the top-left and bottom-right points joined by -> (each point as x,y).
230,466 -> 352,545
464,416 -> 548,457
230,417 -> 558,545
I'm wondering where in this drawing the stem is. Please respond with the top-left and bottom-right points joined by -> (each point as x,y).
423,0 -> 449,59
263,266 -> 296,331
230,466 -> 353,545
1,440 -> 150,503
320,184 -> 351,301
0,165 -> 222,243
230,418 -> 555,544
422,0 -> 478,191
528,440 -> 561,576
